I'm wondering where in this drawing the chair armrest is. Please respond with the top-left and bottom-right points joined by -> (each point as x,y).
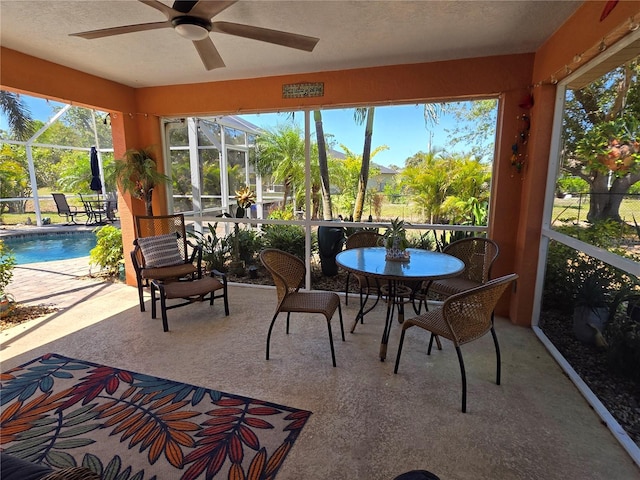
130,243 -> 144,274
210,269 -> 228,286
188,243 -> 203,277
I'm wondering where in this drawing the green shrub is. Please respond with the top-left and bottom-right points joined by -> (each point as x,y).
89,225 -> 123,276
542,220 -> 638,313
407,231 -> 435,250
0,239 -> 16,296
606,310 -> 640,382
261,224 -> 306,259
556,175 -> 589,194
267,207 -> 294,220
188,222 -> 231,272
233,228 -> 262,265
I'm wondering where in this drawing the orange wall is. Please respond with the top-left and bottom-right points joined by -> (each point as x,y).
511,1 -> 640,324
0,47 -> 136,113
135,54 -> 532,116
2,0 -> 638,323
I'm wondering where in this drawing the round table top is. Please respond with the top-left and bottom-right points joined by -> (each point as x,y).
336,247 -> 465,281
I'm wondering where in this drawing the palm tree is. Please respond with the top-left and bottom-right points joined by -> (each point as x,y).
338,144 -> 386,217
254,125 -> 305,208
113,147 -> 170,216
352,107 -> 375,221
0,91 -> 34,140
314,110 -> 333,220
402,151 -> 490,224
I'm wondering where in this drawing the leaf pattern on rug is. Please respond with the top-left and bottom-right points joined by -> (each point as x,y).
1,354 -> 312,479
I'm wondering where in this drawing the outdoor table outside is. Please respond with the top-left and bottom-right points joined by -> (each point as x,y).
336,247 -> 465,360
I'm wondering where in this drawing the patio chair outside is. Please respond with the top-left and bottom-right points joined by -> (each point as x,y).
79,193 -> 108,225
105,191 -> 118,221
52,193 -> 87,225
343,230 -> 383,306
260,248 -> 345,367
394,273 -> 518,412
414,237 -> 499,313
131,214 -> 202,312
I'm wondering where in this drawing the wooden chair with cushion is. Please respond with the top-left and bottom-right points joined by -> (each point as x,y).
131,214 -> 202,312
343,230 -> 383,307
260,248 -> 345,367
394,273 -> 518,412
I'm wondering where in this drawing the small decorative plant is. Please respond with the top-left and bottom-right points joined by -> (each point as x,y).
234,185 -> 256,219
230,186 -> 256,275
113,147 -> 170,216
382,217 -> 410,261
572,276 -> 614,346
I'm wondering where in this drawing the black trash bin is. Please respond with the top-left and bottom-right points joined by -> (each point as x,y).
317,224 -> 346,276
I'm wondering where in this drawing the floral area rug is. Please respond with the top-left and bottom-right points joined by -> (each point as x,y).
1,353 -> 311,479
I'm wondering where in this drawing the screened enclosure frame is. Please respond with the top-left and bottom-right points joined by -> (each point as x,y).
532,28 -> 640,464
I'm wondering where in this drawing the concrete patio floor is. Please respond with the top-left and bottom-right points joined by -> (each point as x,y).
2,256 -> 639,479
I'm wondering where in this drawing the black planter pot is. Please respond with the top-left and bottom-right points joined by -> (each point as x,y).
317,224 -> 345,276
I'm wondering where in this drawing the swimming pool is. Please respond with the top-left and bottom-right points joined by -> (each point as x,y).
3,232 -> 98,264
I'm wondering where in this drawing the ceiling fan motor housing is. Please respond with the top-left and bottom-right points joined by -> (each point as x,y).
172,16 -> 211,41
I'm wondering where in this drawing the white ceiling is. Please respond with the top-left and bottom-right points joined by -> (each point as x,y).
0,1 -> 582,88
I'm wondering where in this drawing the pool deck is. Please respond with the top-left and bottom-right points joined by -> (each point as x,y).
2,223 -> 127,310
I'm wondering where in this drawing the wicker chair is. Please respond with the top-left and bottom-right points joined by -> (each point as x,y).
260,248 -> 345,367
343,230 -> 383,306
414,237 -> 499,313
394,273 -> 518,412
131,214 -> 202,312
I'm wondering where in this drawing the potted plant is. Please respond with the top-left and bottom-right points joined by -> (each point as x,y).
229,186 -> 256,275
113,147 -> 170,216
572,277 -> 612,346
382,217 -> 410,261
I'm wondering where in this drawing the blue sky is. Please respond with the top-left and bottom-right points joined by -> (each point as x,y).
1,94 -> 466,168
242,105 -> 459,168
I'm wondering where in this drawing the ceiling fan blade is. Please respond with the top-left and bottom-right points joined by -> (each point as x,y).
139,0 -> 177,20
189,1 -> 237,20
212,21 -> 318,52
70,21 -> 172,39
172,1 -> 199,14
193,38 -> 225,70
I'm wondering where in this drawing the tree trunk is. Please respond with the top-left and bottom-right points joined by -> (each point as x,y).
311,184 -> 320,219
587,170 -> 639,222
145,189 -> 154,216
282,178 -> 291,208
315,110 -> 333,220
353,107 -> 375,222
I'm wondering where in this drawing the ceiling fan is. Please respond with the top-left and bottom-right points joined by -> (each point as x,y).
69,0 -> 319,71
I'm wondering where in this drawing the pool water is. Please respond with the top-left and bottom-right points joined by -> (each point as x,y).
3,232 -> 98,264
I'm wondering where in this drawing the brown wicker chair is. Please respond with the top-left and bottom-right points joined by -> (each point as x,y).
414,237 -> 499,313
131,214 -> 202,312
343,230 -> 383,306
260,248 -> 345,367
394,273 -> 518,412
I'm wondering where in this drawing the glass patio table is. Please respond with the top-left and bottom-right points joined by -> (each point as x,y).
336,247 -> 465,361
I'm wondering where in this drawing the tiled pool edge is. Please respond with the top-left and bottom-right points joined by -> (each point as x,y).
0,225 -> 104,238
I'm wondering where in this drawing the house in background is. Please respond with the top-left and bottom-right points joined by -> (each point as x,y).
371,164 -> 399,192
